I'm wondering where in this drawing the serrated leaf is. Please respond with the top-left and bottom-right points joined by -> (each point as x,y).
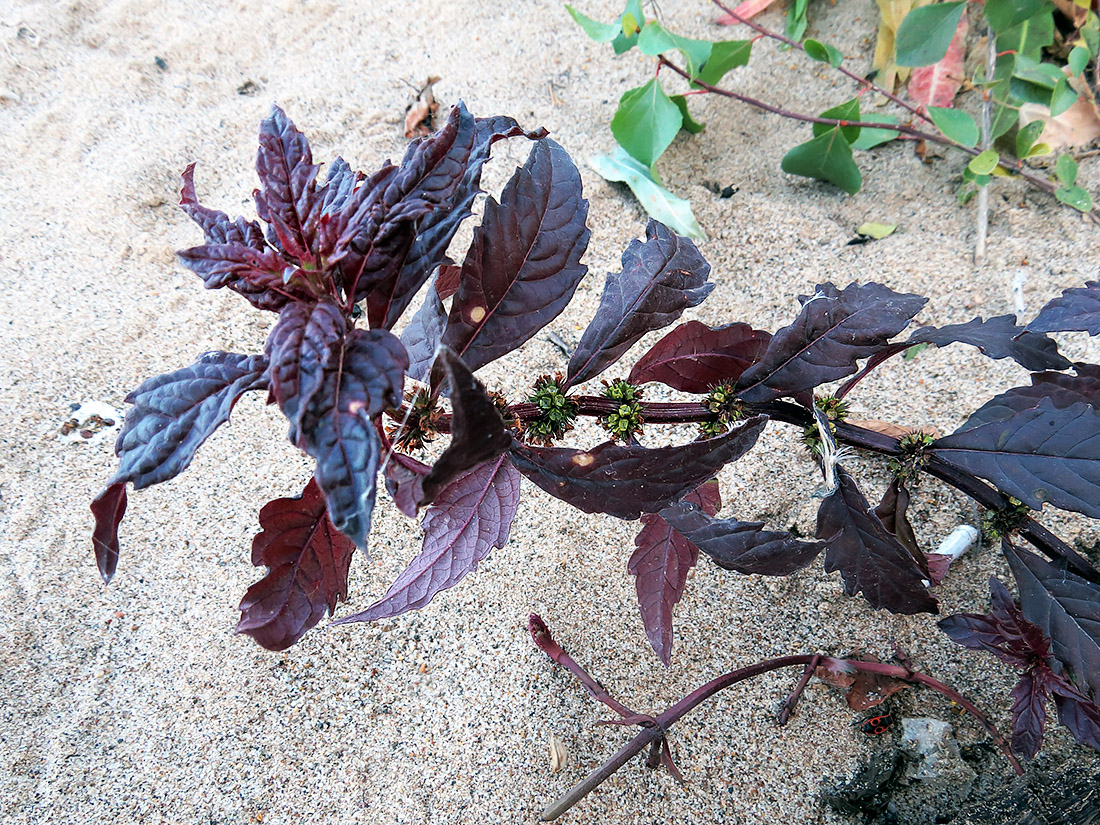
927,106 -> 979,147
177,242 -> 308,311
589,148 -> 705,241
236,478 -> 356,650
1010,670 -> 1050,757
566,220 -> 712,387
400,276 -> 449,383
814,99 -> 861,144
908,314 -> 1071,371
804,38 -> 843,67
694,40 -> 753,87
628,319 -> 771,393
735,281 -> 927,403
985,0 -> 1052,33
267,297 -> 347,443
509,416 -> 767,519
851,114 -> 902,150
298,330 -> 409,547
969,149 -> 1000,175
611,78 -> 683,169
1029,280 -> 1100,334
628,482 -> 720,666
637,21 -> 712,77
335,455 -> 520,624
1016,119 -> 1047,157
952,369 -> 1100,433
670,95 -> 705,134
442,139 -> 590,371
781,127 -> 862,194
419,348 -> 511,507
254,104 -> 321,265
816,469 -> 938,613
932,397 -> 1100,518
895,1 -> 966,66
384,452 -> 431,518
909,14 -> 968,108
1052,689 -> 1100,751
1005,542 -> 1100,696
566,4 -> 621,41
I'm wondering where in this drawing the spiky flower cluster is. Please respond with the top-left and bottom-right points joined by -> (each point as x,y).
600,379 -> 644,441
983,497 -> 1031,541
389,388 -> 443,452
524,374 -> 578,445
888,431 -> 936,485
700,383 -> 744,437
802,395 -> 850,453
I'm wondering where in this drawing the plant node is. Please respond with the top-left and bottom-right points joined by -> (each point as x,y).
802,395 -> 849,453
701,383 -> 744,437
388,388 -> 442,451
523,373 -> 578,445
600,379 -> 645,441
982,497 -> 1032,542
888,431 -> 936,485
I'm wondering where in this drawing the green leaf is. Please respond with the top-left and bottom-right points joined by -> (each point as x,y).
1050,76 -> 1079,117
856,221 -> 898,239
1012,54 -> 1062,88
590,148 -> 706,240
621,11 -> 640,36
851,114 -> 901,150
781,128 -> 862,194
612,0 -> 645,53
997,12 -> 1054,62
963,165 -> 992,186
1083,20 -> 1099,58
1055,184 -> 1092,211
895,2 -> 967,67
1070,45 -> 1090,76
611,78 -> 683,168
804,38 -> 843,67
927,106 -> 980,148
785,0 -> 809,42
694,40 -> 753,86
985,0 -> 1052,34
1016,119 -> 1046,157
904,342 -> 932,360
566,5 -> 622,42
670,95 -> 705,134
1056,153 -> 1078,185
991,95 -> 1018,140
969,150 -> 1000,175
637,21 -> 712,77
1023,141 -> 1052,158
813,99 -> 861,143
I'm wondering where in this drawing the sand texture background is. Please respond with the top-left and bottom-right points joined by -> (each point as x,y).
2,0 -> 1100,823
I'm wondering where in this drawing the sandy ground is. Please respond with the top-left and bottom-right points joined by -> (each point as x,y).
2,0 -> 1099,823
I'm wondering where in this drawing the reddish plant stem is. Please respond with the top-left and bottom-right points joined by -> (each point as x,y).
778,653 -> 821,725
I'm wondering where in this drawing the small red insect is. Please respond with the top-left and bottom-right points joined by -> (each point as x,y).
859,712 -> 895,735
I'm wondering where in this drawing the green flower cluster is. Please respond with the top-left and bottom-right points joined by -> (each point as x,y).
700,383 -> 744,437
983,497 -> 1031,542
600,379 -> 644,441
888,431 -> 935,484
524,374 -> 578,445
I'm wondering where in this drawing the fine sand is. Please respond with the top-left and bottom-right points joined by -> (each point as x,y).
2,1 -> 1098,823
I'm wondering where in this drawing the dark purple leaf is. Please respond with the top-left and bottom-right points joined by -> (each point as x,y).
354,102 -> 478,327
661,496 -> 824,576
925,553 -> 953,586
932,397 -> 1100,518
180,163 -> 266,248
266,297 -> 347,442
298,329 -> 408,547
314,157 -> 362,260
254,104 -> 320,265
955,368 -> 1100,433
1004,542 -> 1100,697
908,314 -> 1070,371
873,479 -> 926,576
1010,669 -> 1049,758
628,481 -> 720,666
384,452 -> 431,518
236,478 -> 356,651
566,221 -> 713,388
400,277 -> 448,383
442,138 -> 590,371
1052,688 -> 1100,751
419,347 -> 511,506
509,416 -> 767,519
334,455 -> 520,624
177,242 -> 307,311
435,264 -> 462,300
113,351 -> 269,490
735,282 -> 927,403
1029,280 -> 1100,335
816,469 -> 937,614
939,577 -> 1053,670
90,481 -> 127,583
628,320 -> 771,393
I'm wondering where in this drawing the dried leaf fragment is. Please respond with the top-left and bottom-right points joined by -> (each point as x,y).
548,732 -> 569,773
405,76 -> 442,138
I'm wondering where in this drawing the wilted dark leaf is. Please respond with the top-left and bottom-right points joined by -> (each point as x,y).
267,297 -> 347,442
384,452 -> 431,518
509,416 -> 767,519
442,139 -> 590,371
90,481 -> 127,583
1029,280 -> 1100,335
254,104 -> 321,265
566,221 -> 713,388
419,347 -> 511,506
628,320 -> 771,393
334,455 -> 520,624
1004,542 -> 1100,697
236,478 -> 356,650
735,282 -> 926,403
298,329 -> 408,547
908,315 -> 1070,371
932,398 -> 1100,518
1052,688 -> 1100,751
873,479 -> 925,575
812,658 -> 911,710
1010,670 -> 1049,758
400,277 -> 448,383
629,481 -> 720,666
816,469 -> 937,614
